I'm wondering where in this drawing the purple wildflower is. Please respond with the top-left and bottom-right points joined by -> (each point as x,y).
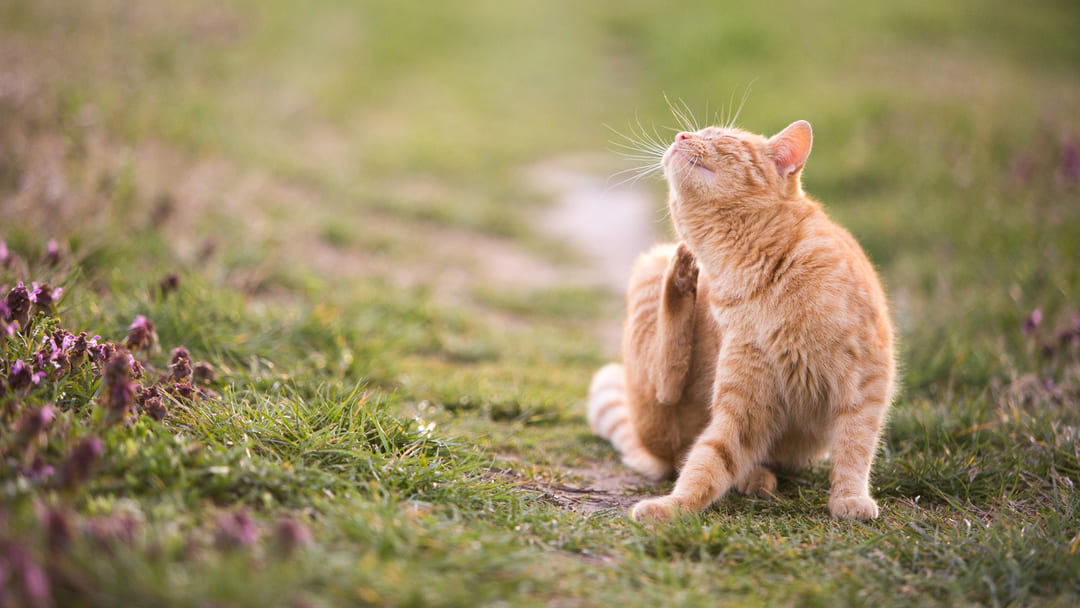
16,405 -> 55,443
89,341 -> 116,365
39,335 -> 69,375
56,329 -> 74,350
144,395 -> 167,421
193,361 -> 216,385
1022,308 -> 1042,335
215,510 -> 260,550
1060,137 -> 1079,185
29,283 -> 62,315
128,354 -> 145,380
123,315 -> 158,352
2,542 -> 52,608
171,382 -> 196,402
44,239 -> 60,268
159,273 -> 180,298
23,456 -> 55,482
170,347 -> 192,383
84,513 -> 139,552
5,283 -> 31,328
100,352 -> 136,424
139,384 -> 168,421
67,332 -> 96,369
0,240 -> 9,267
7,360 -> 45,391
272,517 -> 313,556
60,436 -> 104,489
1060,328 -> 1080,350
136,383 -> 157,406
36,504 -> 74,554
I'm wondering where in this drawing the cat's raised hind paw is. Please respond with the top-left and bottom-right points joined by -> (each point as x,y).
828,494 -> 880,520
672,242 -> 699,295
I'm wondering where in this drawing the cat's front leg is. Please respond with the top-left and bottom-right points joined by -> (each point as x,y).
632,361 -> 775,522
630,418 -> 748,522
652,242 -> 699,405
827,393 -> 889,520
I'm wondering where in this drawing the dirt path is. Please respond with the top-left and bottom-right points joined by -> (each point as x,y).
528,155 -> 661,294
522,156 -> 666,513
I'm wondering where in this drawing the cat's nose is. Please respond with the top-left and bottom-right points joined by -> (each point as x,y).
676,132 -> 693,141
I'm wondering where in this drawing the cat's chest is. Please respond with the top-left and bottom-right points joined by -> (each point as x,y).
702,274 -> 815,348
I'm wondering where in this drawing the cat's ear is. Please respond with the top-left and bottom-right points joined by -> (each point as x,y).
768,120 -> 813,177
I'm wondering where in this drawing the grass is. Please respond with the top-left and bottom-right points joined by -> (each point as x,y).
2,0 -> 1079,606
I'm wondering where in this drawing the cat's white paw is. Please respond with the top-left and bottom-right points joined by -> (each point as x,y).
622,451 -> 674,483
828,494 -> 880,520
630,496 -> 682,523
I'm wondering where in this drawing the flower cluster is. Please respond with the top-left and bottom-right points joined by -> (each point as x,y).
0,281 -> 64,336
122,315 -> 158,352
2,280 -> 220,502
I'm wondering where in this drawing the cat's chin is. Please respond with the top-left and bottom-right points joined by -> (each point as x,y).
664,148 -> 714,176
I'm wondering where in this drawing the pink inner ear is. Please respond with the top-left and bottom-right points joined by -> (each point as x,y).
769,120 -> 813,176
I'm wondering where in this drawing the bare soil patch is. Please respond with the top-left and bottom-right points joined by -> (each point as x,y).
515,463 -> 658,515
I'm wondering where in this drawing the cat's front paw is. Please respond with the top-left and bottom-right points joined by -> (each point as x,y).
630,496 -> 682,523
828,494 -> 880,520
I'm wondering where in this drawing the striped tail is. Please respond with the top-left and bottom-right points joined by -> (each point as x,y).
587,363 -> 672,481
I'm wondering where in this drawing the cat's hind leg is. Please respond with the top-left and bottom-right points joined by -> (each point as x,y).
587,363 -> 673,481
735,466 -> 777,498
616,243 -> 700,467
653,242 -> 700,405
737,425 -> 831,498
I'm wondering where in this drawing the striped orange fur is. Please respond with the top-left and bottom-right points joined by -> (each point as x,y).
587,120 -> 896,522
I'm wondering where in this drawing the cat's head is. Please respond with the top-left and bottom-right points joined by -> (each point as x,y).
663,120 -> 813,216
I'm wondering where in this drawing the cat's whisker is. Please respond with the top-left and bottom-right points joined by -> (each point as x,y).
646,120 -> 671,149
609,145 -> 664,167
606,164 -> 664,190
727,79 -> 756,129
608,163 -> 660,178
608,136 -> 663,154
610,136 -> 666,156
609,163 -> 663,181
617,109 -> 666,152
677,158 -> 698,191
677,97 -> 702,132
632,115 -> 670,153
665,93 -> 697,134
606,121 -> 669,159
722,87 -> 737,129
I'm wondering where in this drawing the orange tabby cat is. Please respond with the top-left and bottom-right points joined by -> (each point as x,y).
588,119 -> 896,522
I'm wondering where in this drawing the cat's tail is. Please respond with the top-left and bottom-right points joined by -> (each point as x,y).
587,363 -> 672,481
